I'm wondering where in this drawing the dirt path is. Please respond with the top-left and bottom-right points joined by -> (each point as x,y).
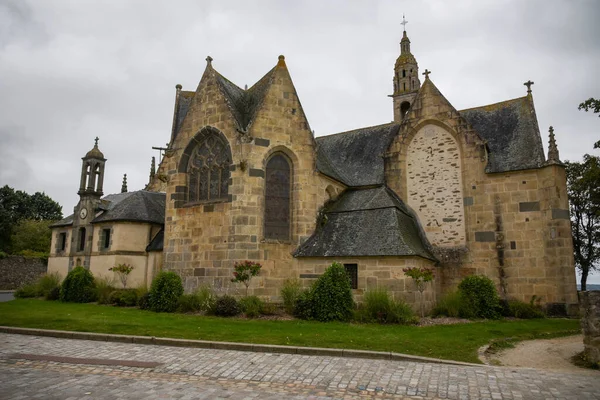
486,335 -> 599,375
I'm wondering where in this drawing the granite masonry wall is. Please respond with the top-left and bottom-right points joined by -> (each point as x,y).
580,291 -> 600,365
0,256 -> 47,290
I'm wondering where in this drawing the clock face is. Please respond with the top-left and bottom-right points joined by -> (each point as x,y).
79,208 -> 88,219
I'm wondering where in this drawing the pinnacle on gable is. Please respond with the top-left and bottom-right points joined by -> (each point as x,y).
121,173 -> 128,193
546,126 -> 562,165
277,55 -> 286,68
206,55 -> 213,66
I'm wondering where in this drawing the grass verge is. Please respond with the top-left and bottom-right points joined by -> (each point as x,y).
0,299 -> 580,363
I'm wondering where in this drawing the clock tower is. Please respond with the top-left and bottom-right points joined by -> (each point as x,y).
390,15 -> 421,122
70,138 -> 106,270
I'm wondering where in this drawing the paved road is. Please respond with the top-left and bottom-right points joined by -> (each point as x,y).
0,333 -> 599,399
0,292 -> 14,302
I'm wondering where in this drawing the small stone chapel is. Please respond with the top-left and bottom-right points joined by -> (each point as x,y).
48,24 -> 578,313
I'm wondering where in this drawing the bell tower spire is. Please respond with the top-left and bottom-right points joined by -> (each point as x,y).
390,15 -> 421,122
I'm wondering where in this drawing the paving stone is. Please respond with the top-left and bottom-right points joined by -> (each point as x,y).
0,333 -> 599,399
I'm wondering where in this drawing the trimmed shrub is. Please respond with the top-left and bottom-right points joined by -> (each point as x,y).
239,296 -> 263,318
281,278 -> 302,315
95,276 -> 116,305
431,291 -> 468,318
508,300 -> 545,319
60,267 -> 97,303
148,271 -> 184,312
109,289 -> 139,307
310,262 -> 355,322
213,295 -> 241,317
355,288 -> 418,324
457,275 -> 501,319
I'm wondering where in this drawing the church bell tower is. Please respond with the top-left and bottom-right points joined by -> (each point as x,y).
391,15 -> 421,122
70,137 -> 106,269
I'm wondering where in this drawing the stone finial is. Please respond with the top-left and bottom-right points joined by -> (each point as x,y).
524,80 -> 534,94
206,56 -> 213,65
277,55 -> 286,67
175,84 -> 182,90
121,174 -> 128,193
94,136 -> 99,147
546,126 -> 561,164
422,69 -> 431,79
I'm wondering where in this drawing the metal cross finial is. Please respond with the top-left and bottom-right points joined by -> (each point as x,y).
423,69 -> 431,79
401,14 -> 408,31
524,80 -> 534,93
94,137 -> 99,147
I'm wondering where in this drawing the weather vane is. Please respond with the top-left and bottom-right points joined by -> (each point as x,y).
401,14 -> 408,31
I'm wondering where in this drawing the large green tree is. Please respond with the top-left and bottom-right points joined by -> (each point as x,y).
0,185 -> 62,253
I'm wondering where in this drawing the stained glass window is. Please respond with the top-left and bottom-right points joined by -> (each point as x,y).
187,132 -> 231,202
264,154 -> 291,240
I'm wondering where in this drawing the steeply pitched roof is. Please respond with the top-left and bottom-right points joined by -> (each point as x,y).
92,190 -> 165,225
214,67 -> 276,132
294,186 -> 435,260
146,229 -> 164,252
172,91 -> 194,141
460,96 -> 546,173
315,123 -> 400,187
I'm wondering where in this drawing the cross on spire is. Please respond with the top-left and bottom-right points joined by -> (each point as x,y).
94,137 -> 99,147
524,80 -> 534,93
401,14 -> 408,31
422,69 -> 431,79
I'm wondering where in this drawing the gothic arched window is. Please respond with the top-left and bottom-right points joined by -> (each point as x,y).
187,131 -> 231,203
264,153 -> 291,240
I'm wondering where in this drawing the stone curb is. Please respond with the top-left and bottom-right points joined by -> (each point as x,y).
0,326 -> 480,367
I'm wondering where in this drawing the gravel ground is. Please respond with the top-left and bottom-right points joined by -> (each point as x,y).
489,335 -> 599,375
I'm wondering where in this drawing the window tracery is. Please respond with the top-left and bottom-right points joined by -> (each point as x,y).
187,132 -> 231,203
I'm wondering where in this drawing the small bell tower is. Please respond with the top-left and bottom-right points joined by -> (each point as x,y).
78,137 -> 106,197
390,15 -> 421,122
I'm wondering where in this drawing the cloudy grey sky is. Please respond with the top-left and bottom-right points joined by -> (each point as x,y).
1,0 -> 599,281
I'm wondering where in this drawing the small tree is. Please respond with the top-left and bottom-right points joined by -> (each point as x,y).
231,260 -> 262,296
109,263 -> 134,288
403,267 -> 434,317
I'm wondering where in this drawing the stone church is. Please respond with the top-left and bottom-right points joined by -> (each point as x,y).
48,27 -> 578,313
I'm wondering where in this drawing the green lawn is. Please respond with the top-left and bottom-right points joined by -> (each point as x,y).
0,299 -> 580,363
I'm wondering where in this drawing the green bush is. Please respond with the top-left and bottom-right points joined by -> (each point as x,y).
281,278 -> 302,315
108,289 -> 139,307
14,283 -> 39,298
355,288 -> 418,324
293,289 -> 314,320
148,271 -> 184,312
138,292 -> 150,310
239,296 -> 263,318
508,300 -> 545,319
45,286 -> 60,301
0,250 -> 7,259
431,291 -> 467,318
213,295 -> 241,317
95,276 -> 116,305
310,262 -> 355,322
178,293 -> 203,313
14,272 -> 61,299
260,302 -> 278,316
177,285 -> 216,313
457,275 -> 501,319
60,267 -> 97,303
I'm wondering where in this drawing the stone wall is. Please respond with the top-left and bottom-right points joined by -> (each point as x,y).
0,256 -> 47,290
579,291 -> 600,365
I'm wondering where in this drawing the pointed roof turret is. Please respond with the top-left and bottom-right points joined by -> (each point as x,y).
546,126 -> 562,164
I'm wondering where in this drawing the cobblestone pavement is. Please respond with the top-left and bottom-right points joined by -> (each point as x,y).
1,333 -> 599,399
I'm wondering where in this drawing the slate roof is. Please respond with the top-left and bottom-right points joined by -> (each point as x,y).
49,214 -> 75,228
460,96 -> 546,173
146,229 -> 164,252
215,67 -> 276,132
294,186 -> 435,260
92,191 -> 165,224
172,91 -> 194,142
315,123 -> 400,187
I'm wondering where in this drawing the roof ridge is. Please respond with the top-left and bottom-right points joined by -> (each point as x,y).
459,95 -> 528,113
316,122 -> 398,139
